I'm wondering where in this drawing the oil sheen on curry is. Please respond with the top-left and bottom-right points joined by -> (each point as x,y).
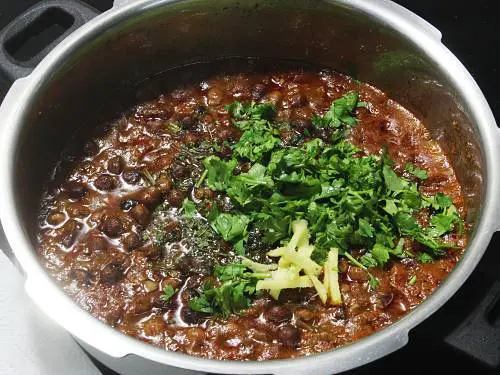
37,65 -> 467,360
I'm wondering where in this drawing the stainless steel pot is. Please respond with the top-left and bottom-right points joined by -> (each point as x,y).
0,1 -> 499,374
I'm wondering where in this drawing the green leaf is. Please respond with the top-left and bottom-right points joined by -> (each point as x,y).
368,275 -> 380,289
313,92 -> 362,129
405,163 -> 428,180
212,213 -> 250,242
384,199 -> 398,215
383,164 -> 409,192
358,218 -> 375,238
227,179 -> 252,206
435,192 -> 453,209
188,295 -> 214,313
233,128 -> 281,161
430,213 -> 455,236
203,156 -> 237,191
360,253 -> 379,268
215,263 -> 246,281
395,212 -> 420,234
236,163 -> 274,189
257,216 -> 290,244
233,238 -> 246,256
161,284 -> 176,302
391,238 -> 405,257
226,101 -> 276,121
189,263 -> 260,317
371,243 -> 391,266
181,198 -> 197,218
417,252 -> 434,263
401,191 -> 422,210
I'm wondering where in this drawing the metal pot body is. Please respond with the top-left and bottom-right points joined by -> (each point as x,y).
0,1 -> 499,374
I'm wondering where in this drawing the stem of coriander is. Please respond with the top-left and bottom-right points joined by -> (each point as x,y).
343,252 -> 379,289
195,169 -> 208,188
343,252 -> 367,270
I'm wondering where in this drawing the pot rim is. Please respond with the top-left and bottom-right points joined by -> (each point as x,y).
1,0 -> 499,374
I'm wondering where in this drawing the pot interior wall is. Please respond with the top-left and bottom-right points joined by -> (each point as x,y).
14,0 -> 483,245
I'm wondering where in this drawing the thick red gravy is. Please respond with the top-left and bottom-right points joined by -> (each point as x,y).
37,67 -> 466,360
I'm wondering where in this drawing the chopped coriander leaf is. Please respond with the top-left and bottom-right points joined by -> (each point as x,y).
203,156 -> 237,191
383,164 -> 409,192
430,213 -> 456,236
189,263 -> 265,317
236,163 -> 274,190
417,252 -> 434,263
233,238 -> 246,256
211,213 -> 250,242
405,163 -> 428,180
181,198 -> 197,218
161,284 -> 177,302
188,291 -> 214,313
435,192 -> 453,209
312,92 -> 363,129
371,243 -> 391,266
255,216 -> 290,244
233,125 -> 281,162
368,275 -> 381,289
168,122 -> 183,134
226,101 -> 276,121
226,100 -> 281,162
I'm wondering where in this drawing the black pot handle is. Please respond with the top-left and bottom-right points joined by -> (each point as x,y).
0,0 -> 99,81
445,281 -> 500,368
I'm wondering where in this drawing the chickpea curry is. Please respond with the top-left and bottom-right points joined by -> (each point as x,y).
37,65 -> 466,360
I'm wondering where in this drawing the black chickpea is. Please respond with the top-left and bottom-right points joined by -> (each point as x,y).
107,155 -> 125,174
251,83 -> 267,100
100,262 -> 124,285
207,87 -> 224,106
83,140 -> 99,156
129,204 -> 151,227
94,174 -> 118,191
101,216 -> 124,238
170,162 -> 190,180
69,269 -> 93,285
86,235 -> 108,253
122,170 -> 141,184
121,232 -> 142,251
266,305 -> 292,324
179,115 -> 195,129
277,324 -> 301,348
166,189 -> 185,207
128,187 -> 163,207
129,294 -> 152,314
60,220 -> 81,248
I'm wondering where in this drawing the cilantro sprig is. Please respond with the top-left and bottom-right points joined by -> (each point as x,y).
227,101 -> 281,162
188,263 -> 268,317
161,284 -> 177,302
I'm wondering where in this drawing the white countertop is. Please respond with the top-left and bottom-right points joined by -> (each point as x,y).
0,250 -> 101,375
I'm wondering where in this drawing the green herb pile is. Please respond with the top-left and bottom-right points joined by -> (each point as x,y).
177,92 -> 464,315
188,263 -> 269,317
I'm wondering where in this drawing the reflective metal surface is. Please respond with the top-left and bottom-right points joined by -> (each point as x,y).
0,1 -> 498,374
